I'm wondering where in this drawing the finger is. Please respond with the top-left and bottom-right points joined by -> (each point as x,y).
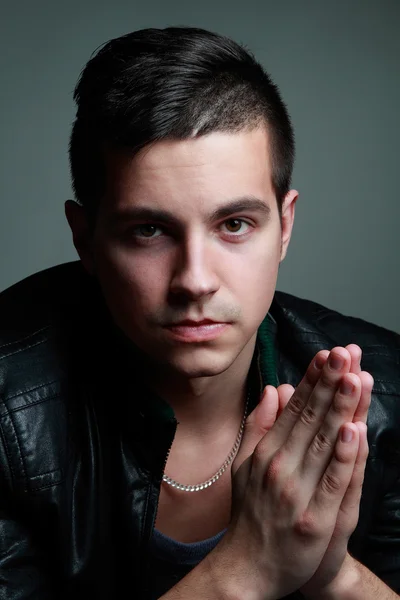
345,344 -> 362,374
310,423 -> 360,520
232,385 -> 278,477
266,347 -> 352,457
313,349 -> 330,373
261,349 -> 331,451
277,384 -> 295,417
299,372 -> 362,485
352,371 -> 374,424
334,422 -> 369,535
313,349 -> 330,375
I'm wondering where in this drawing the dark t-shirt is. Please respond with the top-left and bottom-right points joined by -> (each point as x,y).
147,527 -> 303,599
148,527 -> 226,599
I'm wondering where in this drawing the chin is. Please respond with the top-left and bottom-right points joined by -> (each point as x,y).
153,346 -> 237,379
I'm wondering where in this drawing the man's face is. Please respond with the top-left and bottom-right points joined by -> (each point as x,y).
76,127 -> 297,378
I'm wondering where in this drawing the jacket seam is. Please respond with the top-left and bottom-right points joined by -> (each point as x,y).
1,394 -> 62,417
370,388 -> 400,396
0,325 -> 51,351
29,467 -> 62,479
29,476 -> 66,492
291,339 -> 335,343
4,383 -> 61,404
0,338 -> 49,361
7,408 -> 28,491
362,353 -> 400,363
313,310 -> 399,348
288,329 -> 328,337
286,310 -> 400,392
0,416 -> 18,489
363,343 -> 400,350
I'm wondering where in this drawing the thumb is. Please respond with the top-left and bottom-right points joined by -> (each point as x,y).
277,384 -> 296,417
232,385 -> 278,477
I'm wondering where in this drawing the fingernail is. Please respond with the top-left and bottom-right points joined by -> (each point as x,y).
340,379 -> 354,395
329,354 -> 344,370
314,355 -> 325,370
341,426 -> 353,443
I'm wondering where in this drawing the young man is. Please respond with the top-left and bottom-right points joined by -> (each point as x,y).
0,26 -> 399,600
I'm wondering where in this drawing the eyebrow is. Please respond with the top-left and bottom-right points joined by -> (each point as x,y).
109,196 -> 271,227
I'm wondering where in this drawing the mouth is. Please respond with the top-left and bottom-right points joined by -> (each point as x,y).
163,319 -> 230,342
169,319 -> 222,326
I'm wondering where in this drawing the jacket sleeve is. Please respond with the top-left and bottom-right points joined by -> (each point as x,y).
364,471 -> 400,593
0,513 -> 54,599
350,455 -> 400,594
0,449 -> 54,598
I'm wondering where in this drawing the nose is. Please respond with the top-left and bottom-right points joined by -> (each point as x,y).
169,234 -> 220,302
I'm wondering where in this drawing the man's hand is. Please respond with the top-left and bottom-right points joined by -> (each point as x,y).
300,346 -> 373,598
214,345 -> 372,600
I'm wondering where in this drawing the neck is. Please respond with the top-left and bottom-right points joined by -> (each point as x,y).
145,334 -> 257,441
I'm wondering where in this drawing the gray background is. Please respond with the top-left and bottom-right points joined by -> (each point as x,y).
1,0 -> 399,332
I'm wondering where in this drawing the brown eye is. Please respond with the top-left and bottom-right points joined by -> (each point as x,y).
138,225 -> 158,237
224,219 -> 243,233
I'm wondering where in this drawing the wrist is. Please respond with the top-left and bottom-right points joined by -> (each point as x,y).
304,554 -> 361,600
204,542 -> 272,600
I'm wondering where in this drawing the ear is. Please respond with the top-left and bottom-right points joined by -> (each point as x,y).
280,189 -> 298,262
65,200 -> 95,275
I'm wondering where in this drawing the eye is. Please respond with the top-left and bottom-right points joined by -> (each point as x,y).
133,224 -> 163,238
221,219 -> 251,235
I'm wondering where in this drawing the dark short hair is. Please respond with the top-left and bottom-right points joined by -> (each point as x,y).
69,26 -> 295,220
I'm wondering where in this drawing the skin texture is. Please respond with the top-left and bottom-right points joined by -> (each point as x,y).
66,128 -> 398,599
66,126 -> 297,440
154,346 -> 387,600
232,346 -> 375,598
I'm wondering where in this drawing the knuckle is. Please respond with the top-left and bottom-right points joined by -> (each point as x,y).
293,511 -> 320,540
243,419 -> 268,441
253,437 -> 276,468
286,393 -> 304,417
331,394 -> 349,416
264,451 -> 285,486
321,471 -> 342,495
300,404 -> 318,426
311,430 -> 333,455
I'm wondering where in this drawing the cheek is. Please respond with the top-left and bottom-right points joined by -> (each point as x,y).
229,239 -> 281,314
94,243 -> 169,315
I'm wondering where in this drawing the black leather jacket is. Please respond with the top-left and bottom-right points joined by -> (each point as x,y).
0,261 -> 399,599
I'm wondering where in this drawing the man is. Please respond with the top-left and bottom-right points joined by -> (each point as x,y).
0,26 -> 399,600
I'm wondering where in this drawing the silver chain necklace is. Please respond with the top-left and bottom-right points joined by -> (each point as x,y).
162,391 -> 250,492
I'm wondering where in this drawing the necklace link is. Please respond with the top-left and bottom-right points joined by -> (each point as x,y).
162,391 -> 249,492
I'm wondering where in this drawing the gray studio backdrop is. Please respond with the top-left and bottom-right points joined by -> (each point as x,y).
1,0 -> 399,332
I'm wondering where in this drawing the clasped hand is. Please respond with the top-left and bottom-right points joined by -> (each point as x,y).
219,345 -> 373,600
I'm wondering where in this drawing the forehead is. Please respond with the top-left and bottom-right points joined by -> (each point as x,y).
102,126 -> 274,214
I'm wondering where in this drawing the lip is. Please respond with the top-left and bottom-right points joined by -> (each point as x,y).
170,319 -> 219,326
163,320 -> 230,342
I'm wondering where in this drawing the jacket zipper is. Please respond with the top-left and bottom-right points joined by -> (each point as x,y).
141,417 -> 178,599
